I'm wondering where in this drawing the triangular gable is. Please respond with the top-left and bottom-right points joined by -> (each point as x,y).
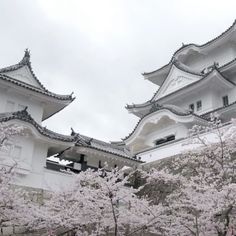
1,65 -> 43,89
153,64 -> 202,101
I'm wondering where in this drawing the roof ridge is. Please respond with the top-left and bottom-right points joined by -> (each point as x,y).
0,74 -> 74,101
123,105 -> 207,141
143,20 -> 236,77
0,49 -> 47,91
149,61 -> 203,102
150,64 -> 234,103
71,130 -> 141,161
173,19 -> 236,57
0,109 -> 75,142
127,65 -> 233,112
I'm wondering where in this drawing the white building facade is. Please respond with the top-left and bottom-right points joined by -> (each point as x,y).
1,21 -> 236,191
124,20 -> 236,163
0,50 -> 141,191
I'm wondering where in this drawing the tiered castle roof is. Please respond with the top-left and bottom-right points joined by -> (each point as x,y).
0,50 -> 141,164
126,20 -> 236,118
0,49 -> 75,120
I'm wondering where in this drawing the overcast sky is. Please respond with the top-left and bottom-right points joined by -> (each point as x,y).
0,0 -> 236,142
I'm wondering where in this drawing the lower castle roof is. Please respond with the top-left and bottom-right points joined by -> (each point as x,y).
71,132 -> 143,162
0,109 -> 75,142
123,104 -> 208,142
0,109 -> 141,162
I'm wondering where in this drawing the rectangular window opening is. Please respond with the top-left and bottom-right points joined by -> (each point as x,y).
196,100 -> 202,111
155,135 -> 175,146
222,95 -> 229,107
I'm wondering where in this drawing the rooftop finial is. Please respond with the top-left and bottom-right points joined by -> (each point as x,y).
21,49 -> 31,65
70,127 -> 76,136
24,48 -> 30,58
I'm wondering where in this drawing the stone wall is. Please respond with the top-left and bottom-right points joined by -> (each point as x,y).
0,186 -> 50,236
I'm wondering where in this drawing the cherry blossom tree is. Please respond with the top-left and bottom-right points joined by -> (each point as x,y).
140,114 -> 236,236
41,168 -> 158,236
0,123 -> 41,230
37,115 -> 236,236
0,123 -> 24,149
2,116 -> 235,236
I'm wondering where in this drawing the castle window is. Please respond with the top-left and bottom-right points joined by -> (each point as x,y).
98,160 -> 102,168
189,103 -> 194,112
155,138 -> 166,146
155,135 -> 175,146
166,135 -> 175,142
222,95 -> 229,106
196,101 -> 202,111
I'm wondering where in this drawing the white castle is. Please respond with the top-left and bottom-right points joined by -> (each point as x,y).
0,50 -> 141,190
124,20 -> 236,164
1,21 -> 236,191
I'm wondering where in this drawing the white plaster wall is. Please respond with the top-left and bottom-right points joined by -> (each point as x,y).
0,135 -> 34,172
144,123 -> 188,147
1,137 -> 49,190
9,139 -> 74,191
31,142 -> 48,173
0,91 -> 5,113
43,169 -> 73,191
139,123 -> 232,163
138,138 -> 190,163
171,87 -> 236,116
0,90 -> 43,123
178,90 -> 214,115
19,142 -> 49,189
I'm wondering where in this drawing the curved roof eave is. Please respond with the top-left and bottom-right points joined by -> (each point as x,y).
126,67 -> 235,116
125,101 -> 152,110
0,50 -> 75,102
75,145 -> 143,163
70,132 -> 142,162
201,100 -> 236,120
142,20 -> 236,78
142,62 -> 171,77
172,20 -> 236,59
0,49 -> 46,90
150,62 -> 202,101
220,57 -> 236,73
128,61 -> 203,109
123,106 -> 207,142
151,67 -> 235,103
0,109 -> 75,143
0,74 -> 75,102
42,98 -> 76,121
